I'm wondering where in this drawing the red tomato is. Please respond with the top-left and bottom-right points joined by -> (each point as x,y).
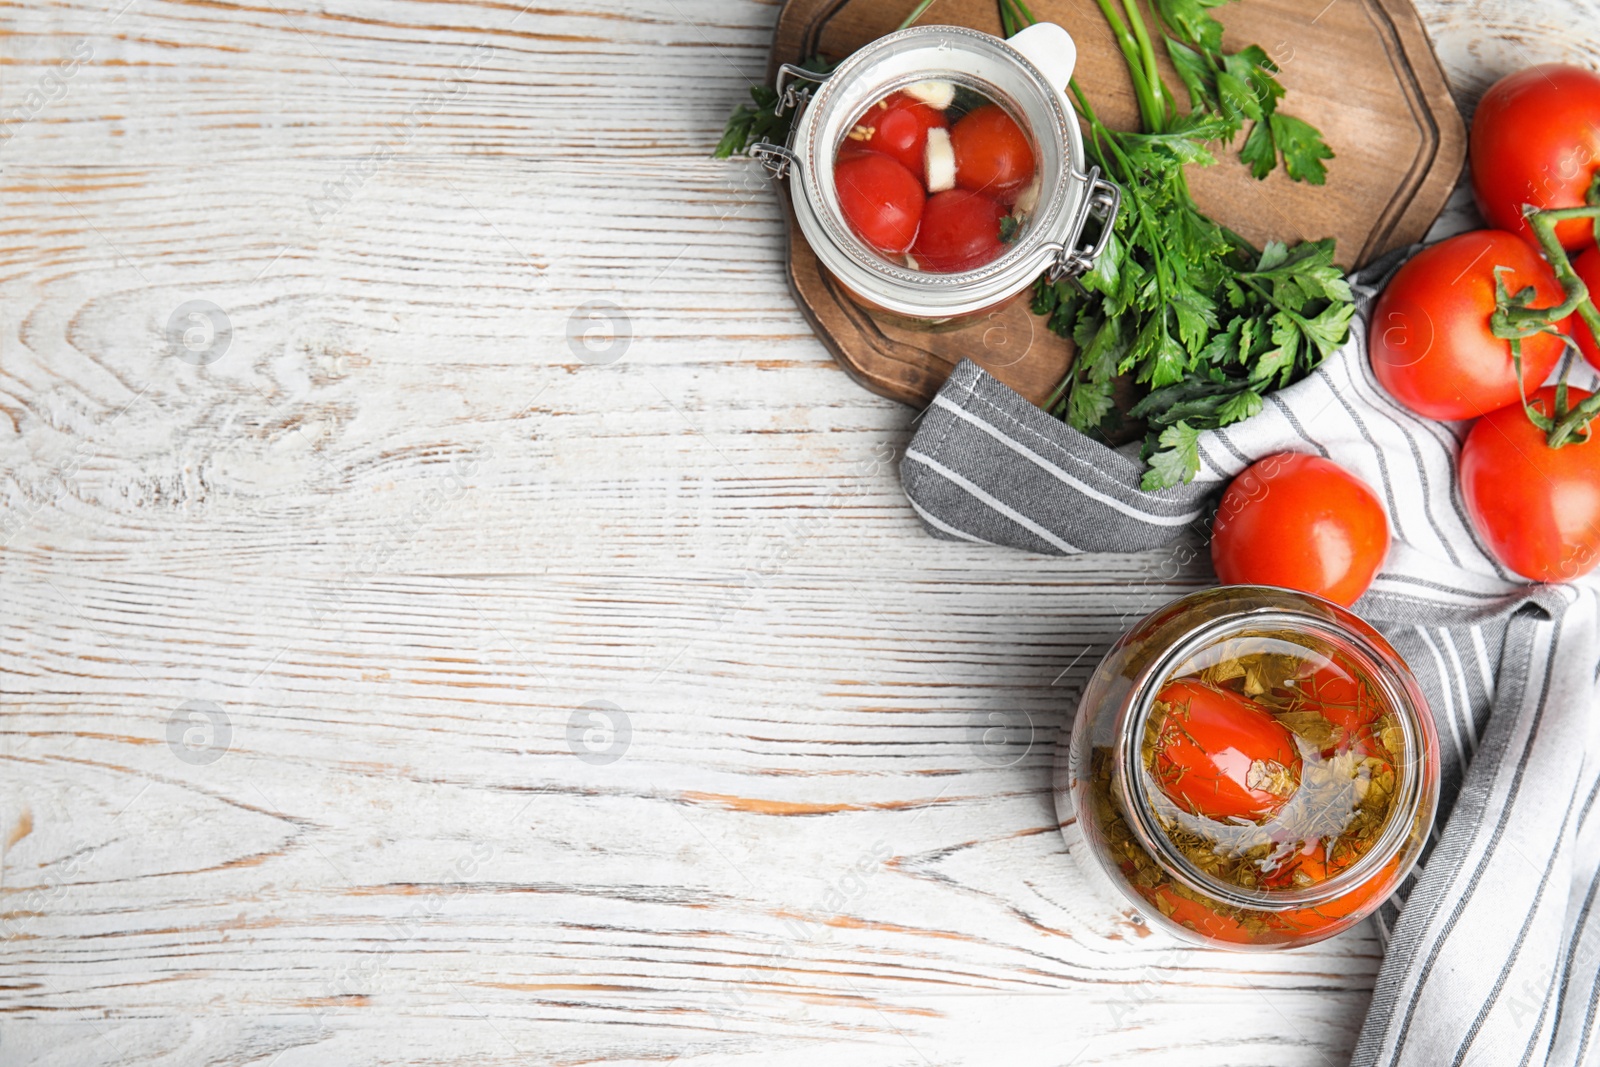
1140,884 -> 1256,944
846,92 -> 949,177
835,152 -> 924,256
1471,65 -> 1600,253
1259,840 -> 1330,891
835,140 -> 873,165
1459,386 -> 1600,582
1211,453 -> 1390,607
1369,230 -> 1570,420
1277,661 -> 1382,751
910,189 -> 1006,272
950,104 -> 1035,203
1268,855 -> 1401,936
1149,680 -> 1303,823
1572,248 -> 1600,374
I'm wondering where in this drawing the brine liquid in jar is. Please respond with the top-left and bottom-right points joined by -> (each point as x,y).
832,80 -> 1039,273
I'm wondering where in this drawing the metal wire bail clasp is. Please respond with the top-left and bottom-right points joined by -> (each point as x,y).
750,62 -> 833,181
1048,168 -> 1122,281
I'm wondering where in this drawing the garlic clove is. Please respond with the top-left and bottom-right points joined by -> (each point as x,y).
925,127 -> 956,193
903,80 -> 955,110
1014,171 -> 1042,215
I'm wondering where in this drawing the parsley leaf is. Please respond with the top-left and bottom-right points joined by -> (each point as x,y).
1271,112 -> 1336,185
1217,389 -> 1263,424
713,57 -> 838,159
1143,422 -> 1204,492
1030,116 -> 1354,488
1147,0 -> 1333,184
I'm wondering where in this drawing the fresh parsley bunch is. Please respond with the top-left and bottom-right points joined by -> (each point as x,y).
1007,0 -> 1353,488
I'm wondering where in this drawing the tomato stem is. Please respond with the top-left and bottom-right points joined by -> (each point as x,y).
1589,171 -> 1600,247
1491,204 -> 1600,447
1490,208 -> 1600,339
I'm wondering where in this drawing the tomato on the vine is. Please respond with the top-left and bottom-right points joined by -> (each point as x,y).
835,152 -> 924,256
1149,680 -> 1302,823
950,104 -> 1035,203
911,189 -> 1006,272
1471,65 -> 1600,253
1459,386 -> 1600,583
1369,230 -> 1570,420
1211,453 -> 1390,607
847,92 -> 949,176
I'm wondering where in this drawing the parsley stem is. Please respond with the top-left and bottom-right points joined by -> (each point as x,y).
1042,361 -> 1074,413
1240,276 -> 1299,322
999,0 -> 1025,30
1119,0 -> 1172,130
1009,0 -> 1040,23
896,0 -> 938,30
1091,0 -> 1163,131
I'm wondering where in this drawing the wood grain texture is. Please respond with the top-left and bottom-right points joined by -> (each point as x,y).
0,1 -> 1567,1064
772,0 -> 1466,409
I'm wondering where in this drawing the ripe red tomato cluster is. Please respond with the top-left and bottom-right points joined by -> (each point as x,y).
1215,64 -> 1600,592
833,90 -> 1035,273
1367,63 -> 1600,583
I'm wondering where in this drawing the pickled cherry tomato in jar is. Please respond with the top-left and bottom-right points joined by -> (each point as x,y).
834,81 -> 1037,274
912,190 -> 1007,272
951,103 -> 1036,203
835,152 -> 924,255
843,91 -> 948,176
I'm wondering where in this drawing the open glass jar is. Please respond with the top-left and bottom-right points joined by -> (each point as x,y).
752,23 -> 1120,327
1060,587 -> 1440,950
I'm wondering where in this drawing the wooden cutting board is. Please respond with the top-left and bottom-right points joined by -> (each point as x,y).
767,0 -> 1466,408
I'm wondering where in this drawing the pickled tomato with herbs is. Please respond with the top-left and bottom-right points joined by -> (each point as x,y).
834,81 -> 1036,272
1090,630 -> 1417,945
1146,679 -> 1302,823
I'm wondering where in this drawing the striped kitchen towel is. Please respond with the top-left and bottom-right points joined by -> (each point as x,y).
901,254 -> 1600,1067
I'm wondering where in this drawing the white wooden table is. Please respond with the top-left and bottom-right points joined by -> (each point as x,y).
0,2 -> 1591,1064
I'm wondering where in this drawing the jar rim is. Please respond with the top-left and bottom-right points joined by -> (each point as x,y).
1111,600 -> 1437,912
